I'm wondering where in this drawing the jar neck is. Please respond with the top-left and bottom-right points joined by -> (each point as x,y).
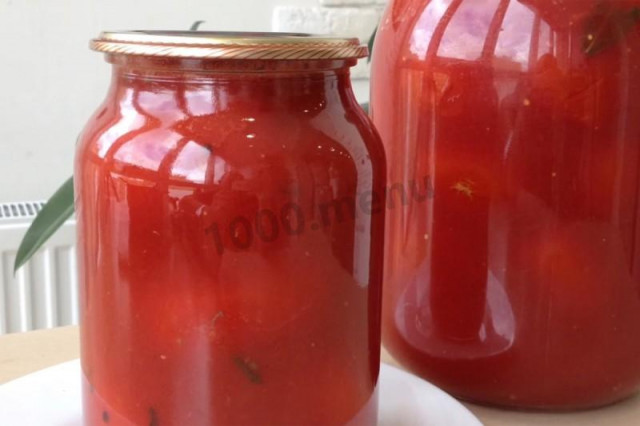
107,54 -> 358,73
106,55 -> 358,114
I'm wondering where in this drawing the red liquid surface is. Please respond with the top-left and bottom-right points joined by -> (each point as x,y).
372,0 -> 640,409
76,57 -> 385,425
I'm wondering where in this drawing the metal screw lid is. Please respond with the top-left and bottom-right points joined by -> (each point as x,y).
90,31 -> 369,61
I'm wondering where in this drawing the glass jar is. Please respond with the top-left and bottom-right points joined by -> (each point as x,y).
76,31 -> 385,425
372,0 -> 640,410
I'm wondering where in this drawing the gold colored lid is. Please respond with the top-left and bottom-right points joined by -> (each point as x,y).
90,31 -> 368,60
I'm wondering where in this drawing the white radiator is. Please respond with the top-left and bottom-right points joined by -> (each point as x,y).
0,202 -> 78,335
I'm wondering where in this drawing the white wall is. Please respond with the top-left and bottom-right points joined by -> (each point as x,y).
273,0 -> 385,79
0,0 -> 380,204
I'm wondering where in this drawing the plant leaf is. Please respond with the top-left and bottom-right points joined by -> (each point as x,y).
367,26 -> 377,63
583,7 -> 640,56
233,356 -> 262,384
14,177 -> 75,273
360,102 -> 369,114
190,20 -> 206,31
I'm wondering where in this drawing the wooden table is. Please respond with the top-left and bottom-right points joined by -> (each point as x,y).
1,327 -> 639,425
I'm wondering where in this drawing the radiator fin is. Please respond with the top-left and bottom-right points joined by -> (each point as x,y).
0,201 -> 45,220
0,205 -> 77,335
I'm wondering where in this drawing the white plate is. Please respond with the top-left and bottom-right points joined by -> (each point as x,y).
0,360 -> 481,426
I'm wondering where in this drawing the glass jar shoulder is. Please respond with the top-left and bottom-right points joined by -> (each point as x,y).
76,86 -> 383,192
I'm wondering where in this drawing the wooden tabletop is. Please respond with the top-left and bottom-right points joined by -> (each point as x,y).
1,326 -> 639,425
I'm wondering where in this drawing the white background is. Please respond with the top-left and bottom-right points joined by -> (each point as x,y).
0,0 -> 376,203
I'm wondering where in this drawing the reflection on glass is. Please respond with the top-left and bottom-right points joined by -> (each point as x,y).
373,0 -> 640,409
77,54 -> 386,424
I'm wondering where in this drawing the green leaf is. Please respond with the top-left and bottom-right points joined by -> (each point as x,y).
360,102 -> 369,114
367,26 -> 377,63
583,7 -> 640,56
14,177 -> 75,273
190,20 -> 206,31
233,356 -> 262,384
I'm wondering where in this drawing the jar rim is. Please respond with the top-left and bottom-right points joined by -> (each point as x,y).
91,31 -> 369,61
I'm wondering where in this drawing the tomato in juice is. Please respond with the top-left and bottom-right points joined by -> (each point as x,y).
372,0 -> 640,409
76,33 -> 385,425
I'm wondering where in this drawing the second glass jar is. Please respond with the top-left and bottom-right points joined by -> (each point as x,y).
372,0 -> 640,410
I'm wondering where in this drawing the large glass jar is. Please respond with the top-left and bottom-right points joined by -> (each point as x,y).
76,31 -> 385,425
372,0 -> 640,410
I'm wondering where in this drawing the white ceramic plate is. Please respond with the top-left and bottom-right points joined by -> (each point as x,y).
0,360 -> 481,426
